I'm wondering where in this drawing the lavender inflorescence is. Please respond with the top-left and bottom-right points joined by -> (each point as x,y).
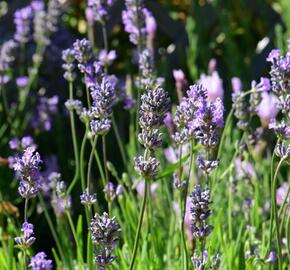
14,222 -> 36,249
29,251 -> 53,270
89,212 -> 121,268
87,0 -> 114,24
190,185 -> 212,240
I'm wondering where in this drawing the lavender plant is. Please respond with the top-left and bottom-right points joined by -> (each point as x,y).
0,1 -> 290,270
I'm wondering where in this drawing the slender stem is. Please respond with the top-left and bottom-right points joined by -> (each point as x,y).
102,136 -> 109,182
80,125 -> 89,191
181,141 -> 194,270
129,177 -> 148,270
271,158 -> 284,268
24,198 -> 28,222
87,136 -> 98,190
38,195 -> 66,264
67,82 -> 80,194
66,211 -> 83,267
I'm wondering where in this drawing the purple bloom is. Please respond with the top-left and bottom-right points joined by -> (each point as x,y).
29,252 -> 53,270
256,92 -> 279,126
145,14 -> 157,38
190,185 -> 212,240
269,119 -> 290,139
135,180 -> 158,197
31,95 -> 59,132
80,188 -> 97,205
266,49 -> 281,64
122,0 -> 149,46
87,0 -> 114,23
254,77 -> 271,92
208,58 -> 217,74
9,138 -> 20,150
198,71 -> 224,102
123,95 -> 136,110
14,6 -> 33,44
16,76 -> 29,88
231,77 -> 242,93
98,49 -> 117,66
276,182 -> 289,206
265,251 -> 277,263
103,182 -> 116,201
14,222 -> 36,248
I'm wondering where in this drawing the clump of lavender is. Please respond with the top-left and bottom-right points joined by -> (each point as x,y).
122,0 -> 151,47
29,252 -> 53,270
87,0 -> 114,24
14,5 -> 33,44
31,95 -> 59,132
80,188 -> 97,206
90,75 -> 116,136
0,39 -> 18,84
52,181 -> 71,217
191,250 -> 220,270
62,48 -> 76,82
190,185 -> 212,240
13,146 -> 42,199
173,84 -> 224,175
89,212 -> 121,269
134,85 -> 170,177
14,222 -> 36,249
231,77 -> 256,132
46,0 -> 63,33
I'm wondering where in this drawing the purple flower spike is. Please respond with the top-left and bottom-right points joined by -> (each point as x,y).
29,252 -> 53,270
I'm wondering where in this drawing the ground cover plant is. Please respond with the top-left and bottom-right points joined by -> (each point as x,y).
0,0 -> 289,269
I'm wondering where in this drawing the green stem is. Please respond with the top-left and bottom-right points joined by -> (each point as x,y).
129,177 -> 148,270
65,211 -> 83,268
38,195 -> 66,264
67,82 -> 80,194
87,136 -> 98,190
24,198 -> 28,222
80,125 -> 89,191
271,158 -> 284,268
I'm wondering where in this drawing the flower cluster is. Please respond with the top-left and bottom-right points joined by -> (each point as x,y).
87,0 -> 114,23
173,84 -> 224,175
190,185 -> 212,240
191,250 -> 220,270
13,147 -> 42,198
14,222 -> 36,249
14,5 -> 33,44
135,85 -> 170,177
31,95 -> 59,132
0,39 -> 18,84
29,252 -> 53,270
80,188 -> 97,206
89,212 -> 121,269
52,181 -> 72,217
122,0 -> 151,47
62,48 -> 76,82
90,75 -> 116,135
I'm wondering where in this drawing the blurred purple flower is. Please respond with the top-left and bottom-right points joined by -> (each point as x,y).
16,76 -> 29,88
276,182 -> 289,206
231,77 -> 242,93
198,71 -> 224,102
29,252 -> 53,270
135,180 -> 158,197
256,92 -> 278,126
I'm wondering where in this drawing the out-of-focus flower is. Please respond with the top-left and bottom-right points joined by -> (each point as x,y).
135,180 -> 158,197
208,58 -> 217,74
15,222 -> 36,248
87,0 -> 114,23
29,252 -> 53,270
14,6 -> 33,44
145,14 -> 157,38
235,157 -> 256,180
276,182 -> 289,206
256,92 -> 279,126
198,71 -> 224,102
265,251 -> 277,264
98,49 -> 117,66
89,212 -> 121,269
231,77 -> 242,93
16,76 -> 29,88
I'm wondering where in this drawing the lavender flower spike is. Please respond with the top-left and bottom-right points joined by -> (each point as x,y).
29,252 -> 53,270
14,222 -> 36,248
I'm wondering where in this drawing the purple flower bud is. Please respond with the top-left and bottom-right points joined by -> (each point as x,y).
231,77 -> 242,93
208,58 -> 217,74
265,251 -> 277,263
14,222 -> 36,248
9,138 -> 20,150
29,252 -> 53,270
276,182 -> 289,206
16,76 -> 29,88
256,92 -> 278,126
145,14 -> 157,37
266,49 -> 281,63
198,71 -> 224,102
